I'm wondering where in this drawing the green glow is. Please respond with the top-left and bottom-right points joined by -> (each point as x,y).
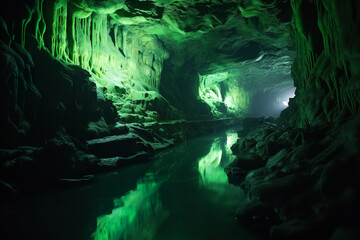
198,73 -> 249,117
226,131 -> 238,154
198,140 -> 228,185
197,132 -> 242,209
27,0 -> 169,122
198,132 -> 238,185
92,175 -> 168,240
224,86 -> 250,114
52,0 -> 68,60
198,73 -> 224,117
202,72 -> 229,87
21,5 -> 35,47
35,0 -> 46,49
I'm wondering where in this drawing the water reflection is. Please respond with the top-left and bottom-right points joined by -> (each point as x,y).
198,139 -> 227,184
198,132 -> 238,185
92,174 -> 168,240
93,131 -> 243,240
226,131 -> 238,155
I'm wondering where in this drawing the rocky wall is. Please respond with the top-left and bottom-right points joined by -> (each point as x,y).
226,115 -> 360,239
225,1 -> 360,238
280,0 -> 360,127
13,0 -> 178,123
0,37 -> 118,148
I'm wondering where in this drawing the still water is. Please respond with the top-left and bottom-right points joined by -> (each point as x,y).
1,130 -> 263,240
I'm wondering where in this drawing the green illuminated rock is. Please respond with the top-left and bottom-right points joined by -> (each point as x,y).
1,1 -> 360,239
280,0 -> 360,127
3,0 -> 295,121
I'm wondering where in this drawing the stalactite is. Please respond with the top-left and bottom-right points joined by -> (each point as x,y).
21,5 -> 34,48
34,0 -> 47,49
51,0 -> 67,60
18,0 -> 170,122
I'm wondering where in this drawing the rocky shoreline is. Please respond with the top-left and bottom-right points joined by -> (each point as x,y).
226,116 -> 360,240
0,117 -> 239,201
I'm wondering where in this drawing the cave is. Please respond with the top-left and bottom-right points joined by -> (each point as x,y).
1,0 -> 360,239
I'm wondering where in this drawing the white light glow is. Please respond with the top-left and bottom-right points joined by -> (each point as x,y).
283,101 -> 289,106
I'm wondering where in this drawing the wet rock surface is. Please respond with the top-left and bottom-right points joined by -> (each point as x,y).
0,36 -> 240,198
0,0 -> 359,238
227,116 -> 360,240
0,117 -> 239,198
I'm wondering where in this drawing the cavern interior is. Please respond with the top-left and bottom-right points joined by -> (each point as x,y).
1,0 -> 360,239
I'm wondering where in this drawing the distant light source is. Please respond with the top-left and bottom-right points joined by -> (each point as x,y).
283,101 -> 289,107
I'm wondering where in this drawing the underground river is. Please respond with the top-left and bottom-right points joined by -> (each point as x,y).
1,130 -> 265,240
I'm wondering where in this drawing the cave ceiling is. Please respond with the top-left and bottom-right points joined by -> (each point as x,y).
73,0 -> 295,93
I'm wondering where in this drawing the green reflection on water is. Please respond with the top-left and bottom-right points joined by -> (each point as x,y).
198,139 -> 228,185
93,131 -> 240,240
226,131 -> 238,155
92,174 -> 168,240
198,131 -> 238,186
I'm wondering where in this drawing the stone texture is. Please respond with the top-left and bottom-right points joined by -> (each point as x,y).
280,0 -> 360,127
226,114 -> 360,239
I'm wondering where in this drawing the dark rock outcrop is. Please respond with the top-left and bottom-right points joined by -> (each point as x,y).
280,0 -> 360,127
226,115 -> 360,240
0,41 -> 41,147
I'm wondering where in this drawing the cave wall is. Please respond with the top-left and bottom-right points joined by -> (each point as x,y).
13,0 -> 178,123
159,41 -> 213,119
0,32 -> 118,148
226,2 -> 360,238
280,0 -> 360,127
0,0 -> 298,124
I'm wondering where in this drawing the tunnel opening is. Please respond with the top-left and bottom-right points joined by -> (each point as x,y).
248,87 -> 296,117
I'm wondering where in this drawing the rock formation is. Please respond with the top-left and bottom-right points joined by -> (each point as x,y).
225,1 -> 360,239
1,0 -> 360,239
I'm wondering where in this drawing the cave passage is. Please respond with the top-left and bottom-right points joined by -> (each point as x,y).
0,129 -> 264,240
2,1 -> 360,239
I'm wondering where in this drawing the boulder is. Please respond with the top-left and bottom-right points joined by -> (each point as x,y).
248,174 -> 314,207
228,152 -> 264,172
225,151 -> 264,184
86,117 -> 111,139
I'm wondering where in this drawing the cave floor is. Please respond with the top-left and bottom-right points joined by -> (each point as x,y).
0,130 -> 265,240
